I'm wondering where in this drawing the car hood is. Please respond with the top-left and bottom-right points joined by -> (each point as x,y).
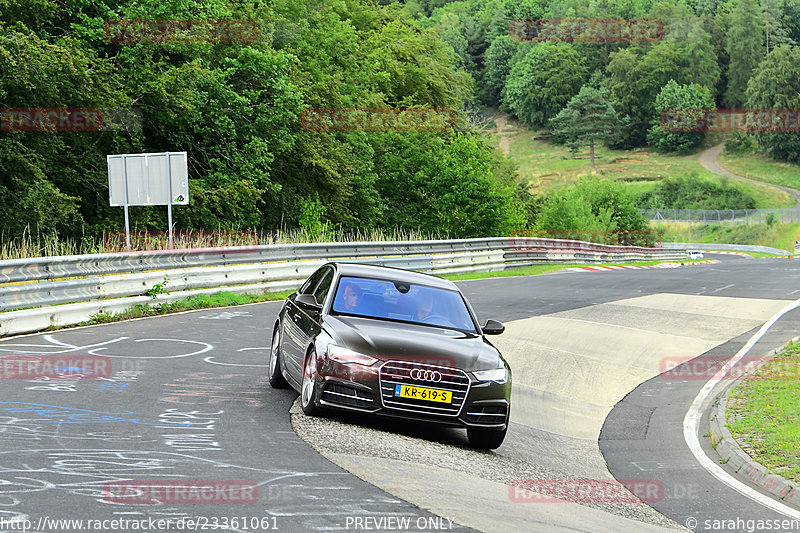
323,315 -> 503,372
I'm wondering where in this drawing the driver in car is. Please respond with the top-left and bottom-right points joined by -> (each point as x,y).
341,282 -> 362,312
416,291 -> 435,322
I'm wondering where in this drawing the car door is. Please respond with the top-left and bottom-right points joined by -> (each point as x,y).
281,266 -> 332,386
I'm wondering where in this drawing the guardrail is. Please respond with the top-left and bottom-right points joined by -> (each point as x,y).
660,242 -> 790,255
642,208 -> 800,225
0,237 -> 687,337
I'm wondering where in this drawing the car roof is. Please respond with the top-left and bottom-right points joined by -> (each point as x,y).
329,262 -> 458,290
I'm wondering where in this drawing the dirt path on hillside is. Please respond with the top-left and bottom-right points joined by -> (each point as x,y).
698,143 -> 800,207
495,113 -> 513,155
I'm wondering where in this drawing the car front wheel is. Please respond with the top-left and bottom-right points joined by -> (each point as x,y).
300,349 -> 323,416
268,325 -> 289,389
467,426 -> 507,450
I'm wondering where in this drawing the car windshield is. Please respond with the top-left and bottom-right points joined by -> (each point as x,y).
331,276 -> 477,333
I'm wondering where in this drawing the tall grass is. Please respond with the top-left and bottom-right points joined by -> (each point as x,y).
0,225 -> 447,261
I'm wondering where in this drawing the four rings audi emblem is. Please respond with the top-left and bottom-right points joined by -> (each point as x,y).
410,369 -> 442,382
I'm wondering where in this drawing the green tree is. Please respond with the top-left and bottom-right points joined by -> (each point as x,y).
373,133 -> 525,237
549,86 -> 625,169
647,80 -> 716,152
482,35 -> 518,105
763,0 -> 795,53
502,43 -> 587,129
745,44 -> 800,162
725,0 -> 765,108
606,38 -> 718,148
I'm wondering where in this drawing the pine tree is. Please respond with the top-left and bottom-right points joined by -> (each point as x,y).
549,86 -> 626,169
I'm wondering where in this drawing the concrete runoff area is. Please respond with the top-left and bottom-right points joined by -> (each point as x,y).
494,293 -> 790,440
293,292 -> 789,532
327,455 -> 671,533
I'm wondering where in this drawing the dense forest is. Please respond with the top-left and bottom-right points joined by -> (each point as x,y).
1,0 -> 799,245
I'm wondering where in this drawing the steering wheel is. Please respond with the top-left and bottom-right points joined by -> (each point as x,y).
420,314 -> 453,326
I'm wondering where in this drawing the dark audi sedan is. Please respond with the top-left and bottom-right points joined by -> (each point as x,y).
269,262 -> 511,449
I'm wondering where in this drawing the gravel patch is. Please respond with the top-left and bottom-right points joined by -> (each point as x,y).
290,401 -> 687,531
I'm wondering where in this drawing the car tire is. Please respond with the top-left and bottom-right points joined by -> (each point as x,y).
268,325 -> 289,389
467,426 -> 507,450
301,349 -> 323,416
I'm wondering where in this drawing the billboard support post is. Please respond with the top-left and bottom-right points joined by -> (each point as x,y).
121,158 -> 131,252
166,155 -> 173,249
167,204 -> 173,250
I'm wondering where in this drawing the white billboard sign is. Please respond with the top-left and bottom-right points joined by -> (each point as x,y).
107,152 -> 189,206
107,152 -> 190,250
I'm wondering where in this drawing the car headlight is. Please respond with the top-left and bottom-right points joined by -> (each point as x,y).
472,367 -> 508,383
326,344 -> 378,366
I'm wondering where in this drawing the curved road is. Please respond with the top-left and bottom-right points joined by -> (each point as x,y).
1,256 -> 799,532
699,143 -> 800,207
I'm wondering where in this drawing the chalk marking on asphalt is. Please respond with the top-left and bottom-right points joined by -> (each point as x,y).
203,356 -> 267,368
684,297 -> 800,519
710,283 -> 735,293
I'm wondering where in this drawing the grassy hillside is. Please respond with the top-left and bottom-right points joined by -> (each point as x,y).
484,113 -> 795,209
719,152 -> 800,192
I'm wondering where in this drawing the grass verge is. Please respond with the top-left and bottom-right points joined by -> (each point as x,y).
73,290 -> 294,328
654,221 -> 800,252
727,342 -> 800,483
719,151 -> 800,193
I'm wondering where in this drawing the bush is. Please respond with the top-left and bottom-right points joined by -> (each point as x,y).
638,174 -> 757,210
536,177 -> 656,246
725,133 -> 757,154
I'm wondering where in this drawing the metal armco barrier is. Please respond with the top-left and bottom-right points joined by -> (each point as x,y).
660,242 -> 789,255
0,237 -> 687,336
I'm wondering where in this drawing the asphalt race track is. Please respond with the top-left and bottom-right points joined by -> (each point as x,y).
1,255 -> 799,533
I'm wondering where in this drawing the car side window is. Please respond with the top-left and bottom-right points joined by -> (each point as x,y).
312,269 -> 333,305
300,267 -> 327,295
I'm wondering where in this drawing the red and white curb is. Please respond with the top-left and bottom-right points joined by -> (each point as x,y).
765,255 -> 800,259
701,250 -> 753,258
564,260 -> 718,273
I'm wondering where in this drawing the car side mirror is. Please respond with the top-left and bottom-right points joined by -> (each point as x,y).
296,294 -> 322,312
482,319 -> 505,335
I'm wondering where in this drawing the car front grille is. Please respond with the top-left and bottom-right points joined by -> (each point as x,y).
379,361 -> 470,417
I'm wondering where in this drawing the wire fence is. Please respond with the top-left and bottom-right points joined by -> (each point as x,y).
641,208 -> 800,225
